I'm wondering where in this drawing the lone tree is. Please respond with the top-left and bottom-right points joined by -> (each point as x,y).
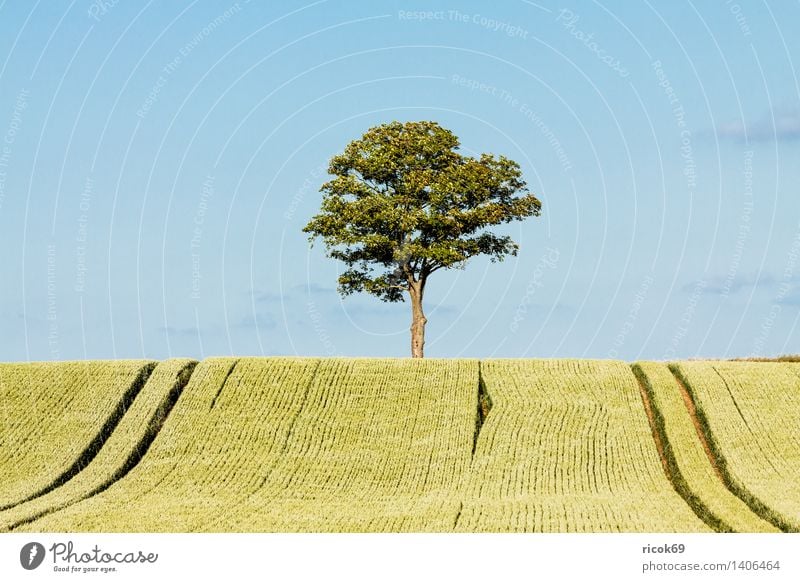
303,121 -> 541,358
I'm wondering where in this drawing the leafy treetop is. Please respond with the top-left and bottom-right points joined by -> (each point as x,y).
303,120 -> 541,303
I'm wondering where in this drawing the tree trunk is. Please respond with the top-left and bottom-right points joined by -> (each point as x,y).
409,280 -> 427,358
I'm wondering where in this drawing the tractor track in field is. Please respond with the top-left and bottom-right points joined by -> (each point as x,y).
4,361 -> 197,531
669,364 -> 796,532
632,364 -> 731,532
0,362 -> 157,513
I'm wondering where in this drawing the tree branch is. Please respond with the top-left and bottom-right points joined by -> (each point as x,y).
351,172 -> 386,196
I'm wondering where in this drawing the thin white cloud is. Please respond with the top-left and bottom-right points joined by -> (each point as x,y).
717,106 -> 800,141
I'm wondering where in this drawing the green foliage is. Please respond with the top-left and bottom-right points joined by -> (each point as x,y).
731,354 -> 800,362
303,121 -> 541,302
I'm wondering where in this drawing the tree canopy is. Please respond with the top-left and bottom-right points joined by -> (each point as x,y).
303,120 -> 541,357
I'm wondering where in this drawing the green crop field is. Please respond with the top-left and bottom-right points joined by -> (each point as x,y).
632,362 -> 778,533
22,358 -> 477,532
0,357 -> 797,533
0,359 -> 196,531
0,360 -> 154,511
456,360 -> 708,532
670,361 -> 800,532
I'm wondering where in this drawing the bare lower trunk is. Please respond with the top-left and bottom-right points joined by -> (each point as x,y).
409,281 -> 427,358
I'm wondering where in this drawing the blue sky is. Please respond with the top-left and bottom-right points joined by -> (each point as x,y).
0,0 -> 798,361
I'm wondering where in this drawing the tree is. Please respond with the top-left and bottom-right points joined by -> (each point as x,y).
303,121 -> 541,358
